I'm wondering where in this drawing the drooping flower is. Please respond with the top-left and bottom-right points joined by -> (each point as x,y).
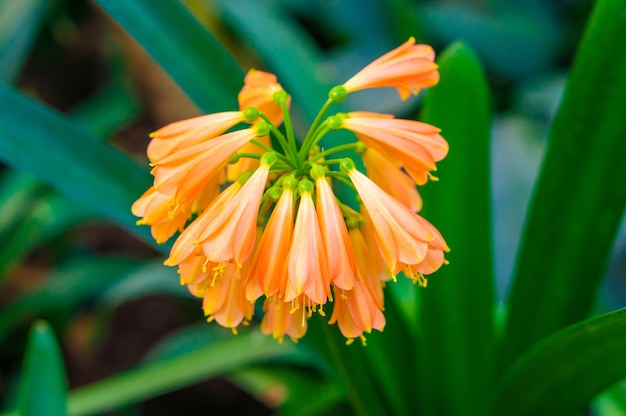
341,111 -> 448,186
246,177 -> 297,301
134,39 -> 449,343
342,159 -> 449,285
261,295 -> 308,343
329,279 -> 385,344
238,69 -> 289,126
151,123 -> 267,203
284,179 -> 332,306
196,155 -> 274,267
312,165 -> 356,291
362,146 -> 422,212
341,37 -> 439,100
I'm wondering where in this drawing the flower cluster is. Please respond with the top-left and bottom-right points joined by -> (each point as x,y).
133,38 -> 449,344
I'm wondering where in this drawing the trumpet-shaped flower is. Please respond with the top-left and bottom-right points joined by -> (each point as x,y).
165,181 -> 242,267
238,69 -> 289,126
342,112 -> 448,185
312,166 -> 356,291
151,123 -> 267,203
284,179 -> 331,306
343,160 -> 449,281
261,295 -> 308,343
362,146 -> 422,212
246,178 -> 297,301
147,111 -> 247,163
196,154 -> 275,266
329,279 -> 385,343
341,37 -> 439,100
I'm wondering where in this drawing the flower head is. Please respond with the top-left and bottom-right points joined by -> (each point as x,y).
340,37 -> 439,100
133,40 -> 449,343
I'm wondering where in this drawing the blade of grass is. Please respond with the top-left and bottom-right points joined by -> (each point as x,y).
15,321 -> 68,416
416,42 -> 494,416
0,85 -> 157,249
502,0 -> 626,368
66,331 -> 302,415
0,0 -> 54,83
0,257 -> 140,342
93,0 -> 243,113
0,192 -> 93,282
487,308 -> 626,416
213,0 -> 328,119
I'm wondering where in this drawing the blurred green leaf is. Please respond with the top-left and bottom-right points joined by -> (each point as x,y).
0,192 -> 93,282
0,85 -> 157,249
307,317 -> 389,416
68,81 -> 140,138
16,321 -> 68,416
0,257 -> 140,342
93,0 -> 243,113
0,0 -> 54,83
417,42 -> 494,416
67,331 -> 305,415
502,0 -> 626,368
214,0 -> 327,120
229,367 -> 347,416
0,171 -> 43,244
487,308 -> 626,416
97,260 -> 187,309
360,294 -> 418,416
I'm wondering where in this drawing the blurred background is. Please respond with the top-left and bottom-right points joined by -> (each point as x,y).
1,0 -> 624,414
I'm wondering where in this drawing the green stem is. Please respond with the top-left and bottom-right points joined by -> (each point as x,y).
279,98 -> 298,159
315,142 -> 361,161
249,139 -> 296,168
258,113 -> 293,159
300,98 -> 334,155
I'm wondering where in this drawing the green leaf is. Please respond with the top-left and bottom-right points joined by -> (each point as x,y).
0,85 -> 157,249
416,42 -> 494,416
97,260 -> 188,309
92,0 -> 243,113
0,0 -> 54,83
502,0 -> 626,367
0,171 -> 43,244
0,192 -> 92,282
486,308 -> 626,416
67,331 -> 303,415
0,257 -> 141,342
68,81 -> 140,138
16,321 -> 68,416
229,367 -> 347,416
214,0 -> 328,119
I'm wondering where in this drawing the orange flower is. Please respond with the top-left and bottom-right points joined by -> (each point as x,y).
195,155 -> 275,267
362,146 -> 422,212
147,111 -> 246,163
246,177 -> 297,301
131,187 -> 190,244
165,181 -> 242,267
312,166 -> 356,291
342,112 -> 448,185
151,124 -> 264,203
238,69 -> 289,126
202,262 -> 254,331
349,224 -> 387,307
329,280 -> 385,344
342,37 -> 439,99
284,179 -> 332,306
343,161 -> 449,283
261,295 -> 308,343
